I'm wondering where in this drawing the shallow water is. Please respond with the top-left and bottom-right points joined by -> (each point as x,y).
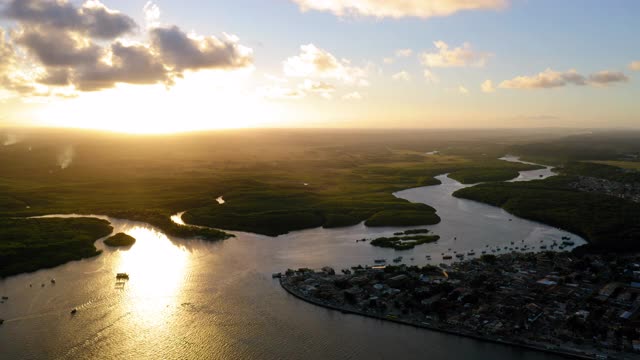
0,157 -> 584,359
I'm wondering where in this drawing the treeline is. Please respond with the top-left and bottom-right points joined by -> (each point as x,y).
0,217 -> 113,277
453,177 -> 640,251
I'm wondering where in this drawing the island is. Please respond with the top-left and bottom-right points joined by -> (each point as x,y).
369,229 -> 440,250
104,232 -> 136,247
280,251 -> 640,359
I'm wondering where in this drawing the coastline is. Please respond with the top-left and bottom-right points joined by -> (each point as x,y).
280,277 -> 597,360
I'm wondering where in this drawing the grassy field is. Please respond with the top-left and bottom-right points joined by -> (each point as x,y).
0,217 -> 113,277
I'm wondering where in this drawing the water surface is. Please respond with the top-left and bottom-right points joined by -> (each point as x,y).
0,158 -> 584,359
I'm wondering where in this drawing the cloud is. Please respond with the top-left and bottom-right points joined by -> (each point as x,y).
299,79 -> 336,99
500,68 -> 628,89
588,71 -> 629,86
283,44 -> 369,85
481,79 -> 495,93
382,57 -> 394,64
342,91 -> 362,100
392,70 -> 410,81
290,0 -> 507,19
630,61 -> 640,71
420,41 -> 491,68
0,0 -> 254,96
499,69 -> 586,89
13,27 -> 102,67
150,26 -> 253,72
458,85 -> 468,94
423,69 -> 439,83
74,42 -> 169,91
2,0 -> 136,39
395,48 -> 413,57
143,1 -> 161,28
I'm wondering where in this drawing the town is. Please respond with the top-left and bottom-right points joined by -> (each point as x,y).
280,252 -> 640,359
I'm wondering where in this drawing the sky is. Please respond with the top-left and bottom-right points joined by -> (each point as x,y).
0,0 -> 639,133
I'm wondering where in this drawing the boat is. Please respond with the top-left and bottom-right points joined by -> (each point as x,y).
374,259 -> 386,264
562,241 -> 575,246
0,319 -> 4,325
540,245 -> 547,250
455,254 -> 464,259
70,308 -> 77,315
392,257 -> 403,263
481,251 -> 487,254
271,273 -> 282,279
467,251 -> 476,256
116,273 -> 129,280
443,255 -> 453,260
51,279 -> 56,284
1,296 -> 7,300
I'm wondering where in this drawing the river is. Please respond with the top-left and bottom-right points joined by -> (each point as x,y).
0,157 -> 585,359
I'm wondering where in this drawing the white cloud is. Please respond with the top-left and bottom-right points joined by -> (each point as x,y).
481,79 -> 495,93
143,1 -> 161,28
283,44 -> 369,86
392,70 -> 410,81
500,68 -> 628,89
382,57 -> 394,64
342,91 -> 362,100
290,0 -> 508,19
395,48 -> 413,57
423,69 -> 439,83
458,85 -> 469,94
299,79 -> 336,99
420,41 -> 491,68
630,61 -> 640,71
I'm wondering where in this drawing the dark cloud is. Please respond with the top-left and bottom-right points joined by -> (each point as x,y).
74,42 -> 169,91
0,1 -> 254,95
588,71 -> 629,85
150,26 -> 252,71
38,68 -> 72,86
500,68 -> 628,89
14,27 -> 102,66
2,0 -> 136,39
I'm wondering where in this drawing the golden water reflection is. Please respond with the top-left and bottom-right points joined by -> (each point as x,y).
115,225 -> 189,328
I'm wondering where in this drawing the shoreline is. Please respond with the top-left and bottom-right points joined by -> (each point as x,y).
280,277 -> 598,360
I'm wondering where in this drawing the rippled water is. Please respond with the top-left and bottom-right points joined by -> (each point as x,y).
0,158 -> 584,359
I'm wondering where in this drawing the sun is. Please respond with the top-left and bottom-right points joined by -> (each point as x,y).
33,70 -> 276,134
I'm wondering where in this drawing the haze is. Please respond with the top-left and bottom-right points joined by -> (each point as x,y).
1,0 -> 639,133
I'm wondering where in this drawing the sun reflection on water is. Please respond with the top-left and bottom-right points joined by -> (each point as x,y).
115,225 -> 189,327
